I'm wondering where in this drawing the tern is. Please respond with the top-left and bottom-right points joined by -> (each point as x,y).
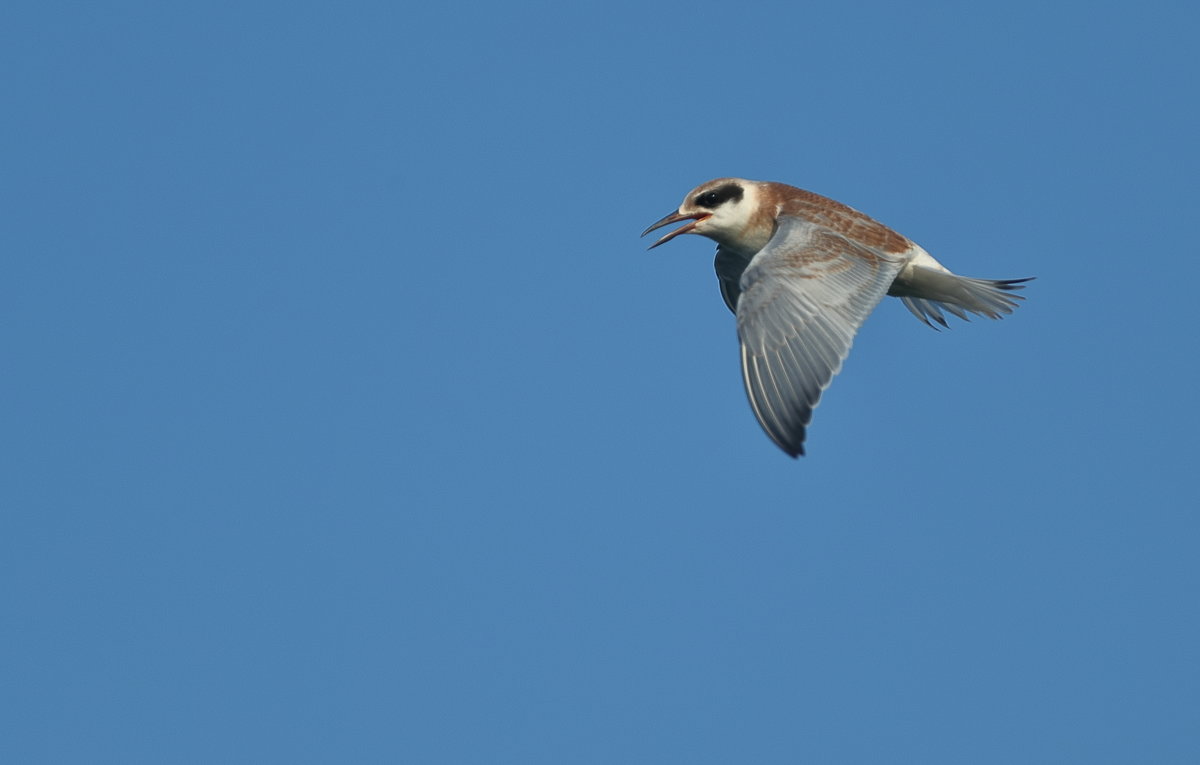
643,177 -> 1032,458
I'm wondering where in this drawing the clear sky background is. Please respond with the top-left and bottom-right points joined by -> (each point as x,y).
3,2 -> 1198,763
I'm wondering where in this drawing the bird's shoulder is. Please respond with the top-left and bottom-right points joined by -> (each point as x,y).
770,185 -> 913,256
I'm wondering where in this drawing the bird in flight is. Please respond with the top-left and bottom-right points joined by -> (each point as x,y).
642,177 -> 1032,458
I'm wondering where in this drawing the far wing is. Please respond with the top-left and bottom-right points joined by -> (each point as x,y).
736,217 -> 905,457
714,246 -> 753,314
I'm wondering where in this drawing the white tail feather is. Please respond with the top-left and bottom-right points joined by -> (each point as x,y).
891,267 -> 1032,329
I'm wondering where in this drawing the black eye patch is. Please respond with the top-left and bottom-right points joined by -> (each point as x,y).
694,183 -> 744,209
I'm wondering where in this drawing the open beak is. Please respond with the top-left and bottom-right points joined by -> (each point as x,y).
641,210 -> 710,250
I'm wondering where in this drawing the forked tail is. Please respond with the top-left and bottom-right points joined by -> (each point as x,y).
894,270 -> 1033,329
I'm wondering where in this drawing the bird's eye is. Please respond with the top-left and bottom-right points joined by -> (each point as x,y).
694,183 -> 744,209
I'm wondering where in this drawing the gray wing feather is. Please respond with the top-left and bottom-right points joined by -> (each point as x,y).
736,217 -> 905,457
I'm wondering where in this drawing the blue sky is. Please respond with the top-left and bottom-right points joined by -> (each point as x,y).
3,1 -> 1198,762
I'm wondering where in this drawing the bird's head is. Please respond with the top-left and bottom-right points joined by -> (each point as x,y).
642,178 -> 768,252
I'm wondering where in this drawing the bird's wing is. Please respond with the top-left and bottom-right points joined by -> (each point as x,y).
714,246 -> 753,313
736,216 -> 906,457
